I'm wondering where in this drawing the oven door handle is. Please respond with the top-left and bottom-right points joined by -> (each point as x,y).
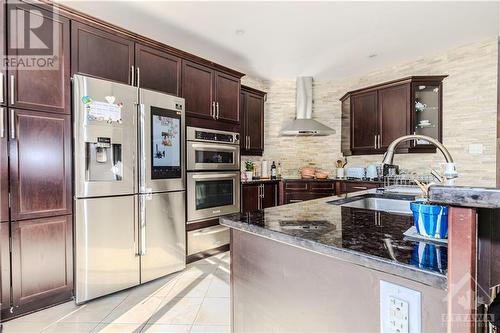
191,143 -> 237,151
191,173 -> 238,180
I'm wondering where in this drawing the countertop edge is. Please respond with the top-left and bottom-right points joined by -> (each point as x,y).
429,185 -> 500,209
220,216 -> 448,290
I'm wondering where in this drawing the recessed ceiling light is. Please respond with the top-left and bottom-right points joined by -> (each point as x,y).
368,54 -> 378,58
235,29 -> 245,36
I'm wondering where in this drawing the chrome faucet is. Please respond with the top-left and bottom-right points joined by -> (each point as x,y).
381,134 -> 458,181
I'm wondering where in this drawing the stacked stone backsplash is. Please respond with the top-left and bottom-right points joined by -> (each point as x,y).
241,39 -> 498,187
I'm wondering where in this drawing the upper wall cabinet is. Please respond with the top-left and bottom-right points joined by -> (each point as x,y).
7,3 -> 70,114
0,1 -> 5,107
182,60 -> 243,131
240,85 -> 266,156
71,21 -> 134,85
135,43 -> 181,96
341,76 -> 446,156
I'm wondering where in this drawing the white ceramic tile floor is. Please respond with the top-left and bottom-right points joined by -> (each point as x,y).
1,252 -> 230,333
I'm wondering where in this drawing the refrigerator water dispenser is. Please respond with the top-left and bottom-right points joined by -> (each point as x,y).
86,137 -> 123,181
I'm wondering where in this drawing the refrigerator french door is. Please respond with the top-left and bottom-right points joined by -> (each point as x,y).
73,75 -> 139,303
138,89 -> 186,283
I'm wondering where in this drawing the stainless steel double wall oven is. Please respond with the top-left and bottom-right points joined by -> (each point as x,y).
186,127 -> 240,256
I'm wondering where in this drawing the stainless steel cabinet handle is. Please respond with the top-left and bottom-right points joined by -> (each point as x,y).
0,73 -> 4,104
289,199 -> 303,203
0,108 -> 4,138
136,67 -> 140,87
352,186 -> 368,190
261,184 -> 265,198
248,136 -> 251,149
216,102 -> 219,119
10,75 -> 15,105
378,135 -> 381,149
374,135 -> 377,149
212,101 -> 216,119
131,66 -> 135,86
10,109 -> 15,139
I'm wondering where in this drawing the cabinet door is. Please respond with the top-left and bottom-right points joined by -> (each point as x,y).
0,222 -> 10,313
239,91 -> 246,151
71,21 -> 134,84
7,4 -> 70,114
0,0 -> 5,106
215,72 -> 240,123
9,109 -> 71,221
11,215 -> 72,311
342,182 -> 381,194
262,183 -> 277,209
246,92 -> 264,153
351,91 -> 378,153
241,184 -> 260,213
182,60 -> 214,120
378,84 -> 410,149
0,108 -> 7,223
135,43 -> 181,96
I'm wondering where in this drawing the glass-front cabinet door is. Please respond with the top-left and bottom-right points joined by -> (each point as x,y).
412,81 -> 442,148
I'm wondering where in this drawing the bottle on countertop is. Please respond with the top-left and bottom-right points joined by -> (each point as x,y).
277,162 -> 282,179
271,161 -> 277,179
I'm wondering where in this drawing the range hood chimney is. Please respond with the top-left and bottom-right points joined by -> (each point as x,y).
280,77 -> 335,136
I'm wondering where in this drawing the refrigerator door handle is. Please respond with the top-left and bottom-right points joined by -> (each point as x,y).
139,195 -> 147,256
134,196 -> 139,256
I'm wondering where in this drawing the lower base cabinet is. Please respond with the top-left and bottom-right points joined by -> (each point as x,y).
336,181 -> 382,195
0,222 -> 10,319
241,182 -> 279,213
4,215 -> 73,319
280,180 -> 336,205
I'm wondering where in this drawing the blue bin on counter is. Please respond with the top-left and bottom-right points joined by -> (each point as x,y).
410,202 -> 448,239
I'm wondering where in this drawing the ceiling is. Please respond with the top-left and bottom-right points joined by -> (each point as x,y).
59,1 -> 499,80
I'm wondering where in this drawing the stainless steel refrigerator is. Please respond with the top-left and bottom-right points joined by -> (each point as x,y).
73,75 -> 186,304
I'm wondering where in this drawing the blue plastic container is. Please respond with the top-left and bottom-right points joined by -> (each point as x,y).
410,202 -> 448,239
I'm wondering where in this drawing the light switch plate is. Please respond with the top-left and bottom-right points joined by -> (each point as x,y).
380,281 -> 421,333
468,143 -> 484,155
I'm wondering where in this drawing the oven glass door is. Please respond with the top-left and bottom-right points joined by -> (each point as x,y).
187,171 -> 240,222
187,142 -> 240,171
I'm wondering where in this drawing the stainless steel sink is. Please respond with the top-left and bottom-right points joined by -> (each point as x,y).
328,193 -> 414,214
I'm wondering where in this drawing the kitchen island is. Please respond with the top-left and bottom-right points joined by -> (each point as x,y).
221,190 -> 449,332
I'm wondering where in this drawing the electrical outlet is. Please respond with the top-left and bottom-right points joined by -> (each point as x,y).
389,296 -> 409,333
380,281 -> 421,333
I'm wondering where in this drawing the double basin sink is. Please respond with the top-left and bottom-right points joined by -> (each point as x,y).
328,192 -> 415,214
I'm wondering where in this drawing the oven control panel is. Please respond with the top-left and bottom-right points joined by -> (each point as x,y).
187,126 -> 240,145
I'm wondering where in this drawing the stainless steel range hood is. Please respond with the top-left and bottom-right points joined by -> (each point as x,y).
280,77 -> 335,136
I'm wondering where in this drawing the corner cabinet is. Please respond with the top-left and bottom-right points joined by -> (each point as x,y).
240,86 -> 266,156
341,76 -> 446,156
182,60 -> 243,132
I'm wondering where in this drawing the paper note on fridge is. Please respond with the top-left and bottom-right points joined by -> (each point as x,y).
87,100 -> 122,122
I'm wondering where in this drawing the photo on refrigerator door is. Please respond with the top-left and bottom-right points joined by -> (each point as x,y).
151,106 -> 182,179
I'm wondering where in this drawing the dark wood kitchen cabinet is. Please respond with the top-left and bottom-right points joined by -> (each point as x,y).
10,215 -> 73,313
71,21 -> 134,85
336,181 -> 382,195
350,91 -> 378,154
9,109 -> 72,221
241,182 -> 279,213
0,0 -> 5,107
135,43 -> 181,96
0,222 -> 10,315
6,4 -> 70,114
182,60 -> 243,131
240,85 -> 266,156
214,72 -> 240,123
0,108 -> 7,223
280,180 -> 336,205
341,76 -> 446,156
182,60 -> 214,120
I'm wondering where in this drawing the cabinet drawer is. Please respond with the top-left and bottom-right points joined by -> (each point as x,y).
187,225 -> 229,256
285,192 -> 332,204
308,182 -> 335,192
284,182 -> 308,191
343,182 -> 380,193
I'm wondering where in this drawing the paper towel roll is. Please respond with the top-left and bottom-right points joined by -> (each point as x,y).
261,160 -> 268,178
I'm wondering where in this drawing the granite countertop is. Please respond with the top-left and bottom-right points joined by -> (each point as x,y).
429,185 -> 500,209
220,191 -> 448,290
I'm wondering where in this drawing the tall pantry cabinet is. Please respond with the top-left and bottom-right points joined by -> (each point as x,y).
0,2 -> 73,320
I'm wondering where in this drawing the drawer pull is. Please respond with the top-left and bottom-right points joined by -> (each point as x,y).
289,199 -> 303,203
352,186 -> 368,190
